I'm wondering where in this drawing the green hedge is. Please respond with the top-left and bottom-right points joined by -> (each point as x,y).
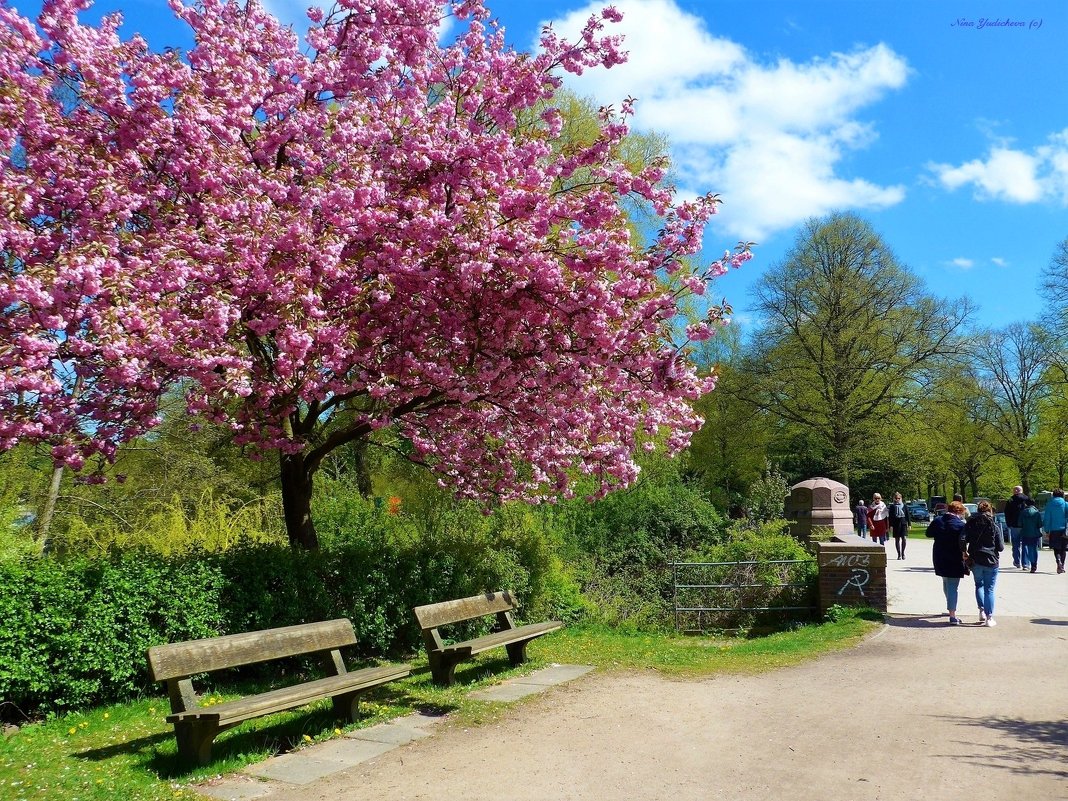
0,522 -> 548,717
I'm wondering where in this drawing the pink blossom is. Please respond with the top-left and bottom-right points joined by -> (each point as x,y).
0,0 -> 748,531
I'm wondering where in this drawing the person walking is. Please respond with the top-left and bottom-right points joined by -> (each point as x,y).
855,498 -> 869,538
1043,488 -> 1068,574
867,493 -> 889,545
1004,485 -> 1030,569
888,492 -> 909,559
1018,498 -> 1043,573
964,500 -> 1004,626
926,500 -> 968,625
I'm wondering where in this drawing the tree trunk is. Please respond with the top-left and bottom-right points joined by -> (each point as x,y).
36,464 -> 64,555
280,452 -> 319,550
351,438 -> 373,499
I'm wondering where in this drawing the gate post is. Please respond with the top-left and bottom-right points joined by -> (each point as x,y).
814,537 -> 887,616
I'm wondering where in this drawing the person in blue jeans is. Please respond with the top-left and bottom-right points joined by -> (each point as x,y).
1042,488 -> 1067,573
926,501 -> 968,625
1018,498 -> 1043,573
855,499 -> 869,538
965,500 -> 1004,626
1004,485 -> 1029,568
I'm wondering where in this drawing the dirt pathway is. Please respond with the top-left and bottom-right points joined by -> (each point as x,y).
264,614 -> 1068,801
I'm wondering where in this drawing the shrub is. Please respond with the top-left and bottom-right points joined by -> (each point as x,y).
678,520 -> 818,632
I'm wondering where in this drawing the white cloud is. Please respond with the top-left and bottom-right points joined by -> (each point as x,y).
536,0 -> 910,240
991,257 -> 1008,267
929,129 -> 1068,204
950,258 -> 975,269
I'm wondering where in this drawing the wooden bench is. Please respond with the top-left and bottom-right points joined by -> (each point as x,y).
413,591 -> 562,687
146,618 -> 409,765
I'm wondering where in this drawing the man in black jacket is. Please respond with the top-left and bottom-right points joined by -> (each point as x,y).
1004,485 -> 1030,569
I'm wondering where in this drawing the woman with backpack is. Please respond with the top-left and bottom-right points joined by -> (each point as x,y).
926,501 -> 968,625
964,500 -> 1004,627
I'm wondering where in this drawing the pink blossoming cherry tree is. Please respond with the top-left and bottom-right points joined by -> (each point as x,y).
0,0 -> 750,548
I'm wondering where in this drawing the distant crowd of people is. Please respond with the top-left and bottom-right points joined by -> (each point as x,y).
853,485 -> 1066,628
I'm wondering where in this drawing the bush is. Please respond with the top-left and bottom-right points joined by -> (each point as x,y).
560,462 -> 728,628
0,493 -> 567,717
0,553 -> 226,716
678,520 -> 818,632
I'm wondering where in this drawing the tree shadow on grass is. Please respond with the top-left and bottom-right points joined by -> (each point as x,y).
933,715 -> 1068,779
74,683 -> 450,780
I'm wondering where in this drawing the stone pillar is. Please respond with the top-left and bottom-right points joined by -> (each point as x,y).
814,537 -> 887,615
785,477 -> 855,542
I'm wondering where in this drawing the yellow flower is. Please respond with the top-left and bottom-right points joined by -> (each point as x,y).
79,722 -> 88,728
333,728 -> 342,736
302,734 -> 312,743
68,727 -> 77,735
102,713 -> 110,719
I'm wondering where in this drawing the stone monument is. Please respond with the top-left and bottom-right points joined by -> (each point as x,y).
785,476 -> 855,541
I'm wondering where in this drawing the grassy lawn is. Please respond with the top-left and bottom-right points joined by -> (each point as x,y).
0,610 -> 880,801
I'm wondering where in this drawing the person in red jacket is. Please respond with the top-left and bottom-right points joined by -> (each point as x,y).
867,493 -> 889,545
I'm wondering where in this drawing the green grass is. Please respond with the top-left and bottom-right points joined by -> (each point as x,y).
0,609 -> 880,801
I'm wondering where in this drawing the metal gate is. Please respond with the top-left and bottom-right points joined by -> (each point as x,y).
670,559 -> 818,632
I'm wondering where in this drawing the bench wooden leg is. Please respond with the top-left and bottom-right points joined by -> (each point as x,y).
505,639 -> 529,666
174,720 -> 219,767
332,691 -> 362,722
429,655 -> 459,687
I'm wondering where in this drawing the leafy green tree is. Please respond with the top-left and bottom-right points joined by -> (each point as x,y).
971,323 -> 1050,493
744,212 -> 972,487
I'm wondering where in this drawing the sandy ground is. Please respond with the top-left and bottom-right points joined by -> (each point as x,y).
263,539 -> 1068,801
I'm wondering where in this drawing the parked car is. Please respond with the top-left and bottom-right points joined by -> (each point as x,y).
906,502 -> 930,522
963,503 -> 979,517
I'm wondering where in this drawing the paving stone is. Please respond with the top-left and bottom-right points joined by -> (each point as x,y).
398,709 -> 449,728
242,738 -> 395,785
306,737 -> 397,765
468,681 -> 546,702
243,753 -> 351,785
195,776 -> 278,800
468,664 -> 594,702
346,721 -> 433,745
513,664 -> 594,686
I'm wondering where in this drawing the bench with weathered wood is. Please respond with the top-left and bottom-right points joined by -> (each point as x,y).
413,591 -> 562,687
146,618 -> 409,765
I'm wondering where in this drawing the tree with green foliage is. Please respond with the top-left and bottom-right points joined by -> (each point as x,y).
744,212 -> 972,487
971,323 -> 1050,493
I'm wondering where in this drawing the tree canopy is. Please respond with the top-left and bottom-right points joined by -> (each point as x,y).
743,212 -> 972,486
0,0 -> 749,547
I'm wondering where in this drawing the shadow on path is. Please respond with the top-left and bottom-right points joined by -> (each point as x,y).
884,614 -> 947,628
933,715 -> 1068,779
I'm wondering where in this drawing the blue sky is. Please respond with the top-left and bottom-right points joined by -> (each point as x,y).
12,0 -> 1068,331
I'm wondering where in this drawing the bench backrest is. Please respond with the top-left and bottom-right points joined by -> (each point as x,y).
413,591 -> 518,631
147,618 -> 357,681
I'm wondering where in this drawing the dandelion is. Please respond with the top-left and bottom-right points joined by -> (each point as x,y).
78,722 -> 88,729
333,728 -> 342,736
302,734 -> 312,743
68,728 -> 76,735
102,713 -> 109,720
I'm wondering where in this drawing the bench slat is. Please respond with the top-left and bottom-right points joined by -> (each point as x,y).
148,619 -> 357,681
165,664 -> 410,725
413,591 -> 518,630
438,621 -> 563,658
